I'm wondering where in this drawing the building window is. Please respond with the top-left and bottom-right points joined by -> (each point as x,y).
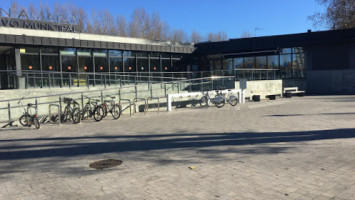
60,48 -> 77,73
78,49 -> 93,73
280,54 -> 292,78
162,59 -> 171,72
244,57 -> 254,68
233,58 -> 243,69
41,48 -> 59,72
20,47 -> 39,71
93,50 -> 108,73
150,58 -> 160,73
137,58 -> 148,72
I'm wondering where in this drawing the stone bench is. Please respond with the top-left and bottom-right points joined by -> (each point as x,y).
283,87 -> 305,98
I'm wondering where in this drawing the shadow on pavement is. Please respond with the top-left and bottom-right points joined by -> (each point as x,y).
265,112 -> 355,117
1,128 -> 354,161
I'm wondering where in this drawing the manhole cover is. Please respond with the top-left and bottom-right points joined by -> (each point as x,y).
89,159 -> 122,170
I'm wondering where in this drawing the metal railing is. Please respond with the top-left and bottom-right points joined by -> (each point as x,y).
0,68 -> 305,90
0,75 -> 236,124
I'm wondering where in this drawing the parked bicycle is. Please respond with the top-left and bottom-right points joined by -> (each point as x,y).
99,95 -> 121,120
18,97 -> 40,129
215,89 -> 239,107
200,90 -> 225,108
62,97 -> 80,123
200,89 -> 238,108
73,96 -> 105,122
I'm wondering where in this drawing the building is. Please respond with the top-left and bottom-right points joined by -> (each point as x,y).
1,14 -> 355,94
194,28 -> 355,94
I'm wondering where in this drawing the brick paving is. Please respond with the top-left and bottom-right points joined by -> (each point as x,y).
0,95 -> 355,200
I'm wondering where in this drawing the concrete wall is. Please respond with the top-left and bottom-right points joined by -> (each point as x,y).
235,79 -> 283,99
0,79 -> 297,122
307,70 -> 355,94
0,82 -> 189,122
305,42 -> 355,94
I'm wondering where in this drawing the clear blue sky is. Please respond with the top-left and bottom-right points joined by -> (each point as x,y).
1,0 -> 326,38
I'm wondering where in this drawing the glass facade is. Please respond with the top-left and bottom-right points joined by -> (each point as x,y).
200,47 -> 305,80
4,43 -> 306,90
5,45 -> 184,88
150,58 -> 160,73
93,50 -> 108,73
16,46 -> 183,75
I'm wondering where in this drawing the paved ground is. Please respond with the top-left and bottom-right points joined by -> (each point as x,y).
0,95 -> 355,200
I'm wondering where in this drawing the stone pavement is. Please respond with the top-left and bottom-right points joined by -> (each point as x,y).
0,96 -> 355,200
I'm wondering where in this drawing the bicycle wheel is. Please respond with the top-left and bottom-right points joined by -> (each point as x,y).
214,97 -> 225,108
32,116 -> 40,129
19,114 -> 30,126
63,106 -> 71,122
111,104 -> 121,119
228,96 -> 238,106
200,96 -> 208,107
102,104 -> 108,118
81,105 -> 91,120
93,106 -> 104,122
72,107 -> 81,124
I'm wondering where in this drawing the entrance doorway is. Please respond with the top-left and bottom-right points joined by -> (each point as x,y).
0,46 -> 15,89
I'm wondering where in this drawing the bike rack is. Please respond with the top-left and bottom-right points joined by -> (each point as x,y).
119,99 -> 133,117
134,98 -> 147,115
0,102 -> 16,128
49,104 -> 61,126
147,97 -> 160,114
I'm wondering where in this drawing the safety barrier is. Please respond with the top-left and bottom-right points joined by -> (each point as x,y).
167,89 -> 244,112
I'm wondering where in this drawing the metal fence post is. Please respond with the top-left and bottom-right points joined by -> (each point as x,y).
104,75 -> 107,89
135,85 -> 138,100
81,93 -> 84,109
69,73 -> 71,89
48,73 -> 51,89
26,73 -> 29,89
86,74 -> 89,89
212,78 -> 214,90
35,98 -> 38,115
7,101 -> 11,121
58,96 -> 62,126
150,84 -> 153,98
114,74 -> 117,86
164,83 -> 167,97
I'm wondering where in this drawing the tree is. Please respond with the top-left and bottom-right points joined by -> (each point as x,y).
116,15 -> 127,37
240,31 -> 253,38
169,29 -> 188,43
309,0 -> 355,29
207,31 -> 228,42
148,12 -> 169,40
39,3 -> 51,21
128,8 -> 149,38
190,31 -> 204,43
10,0 -> 19,17
27,3 -> 38,20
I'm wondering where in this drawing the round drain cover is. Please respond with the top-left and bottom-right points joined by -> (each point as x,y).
89,159 -> 123,170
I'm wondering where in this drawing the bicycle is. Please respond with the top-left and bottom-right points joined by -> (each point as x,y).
99,95 -> 121,120
62,97 -> 80,123
224,89 -> 239,106
214,90 -> 238,107
200,90 -> 225,108
74,96 -> 105,122
18,97 -> 40,129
